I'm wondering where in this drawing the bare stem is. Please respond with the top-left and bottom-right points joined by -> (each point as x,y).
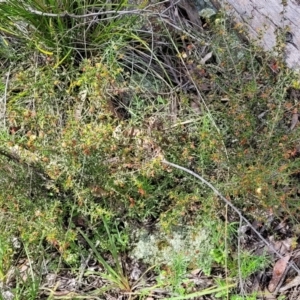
161,159 -> 300,275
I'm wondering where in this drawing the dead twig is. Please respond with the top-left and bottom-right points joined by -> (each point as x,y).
1,68 -> 10,128
0,147 -> 63,197
161,159 -> 300,275
0,147 -> 50,181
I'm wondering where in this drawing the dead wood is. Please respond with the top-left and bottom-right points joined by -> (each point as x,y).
211,0 -> 300,69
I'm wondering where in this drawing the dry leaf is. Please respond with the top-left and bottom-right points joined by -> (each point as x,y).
279,275 -> 300,292
269,238 -> 292,255
263,288 -> 277,300
290,108 -> 299,130
268,254 -> 291,292
200,51 -> 212,64
190,100 -> 201,114
190,268 -> 201,276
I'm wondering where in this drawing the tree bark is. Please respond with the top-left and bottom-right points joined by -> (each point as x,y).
211,0 -> 300,69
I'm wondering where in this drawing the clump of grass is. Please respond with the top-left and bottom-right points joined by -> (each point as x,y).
78,219 -> 132,294
0,0 -> 139,64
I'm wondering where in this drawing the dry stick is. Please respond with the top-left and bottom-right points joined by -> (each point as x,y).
24,7 -> 141,18
0,147 -> 64,198
237,217 -> 245,294
161,159 -> 300,275
3,68 -> 10,128
24,0 -> 173,19
24,5 -> 206,43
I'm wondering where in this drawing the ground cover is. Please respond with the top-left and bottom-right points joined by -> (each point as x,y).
0,0 -> 300,299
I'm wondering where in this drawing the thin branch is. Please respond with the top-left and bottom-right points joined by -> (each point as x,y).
0,146 -> 71,199
0,147 -> 51,181
24,7 -> 148,19
17,4 -> 206,43
22,0 -> 173,19
161,159 -> 300,275
3,68 -> 10,128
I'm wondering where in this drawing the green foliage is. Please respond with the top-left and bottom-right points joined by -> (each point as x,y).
231,294 -> 258,300
0,233 -> 13,282
79,219 -> 131,293
0,0 -> 136,64
163,283 -> 236,300
237,252 -> 269,279
168,254 -> 190,295
0,1 -> 300,299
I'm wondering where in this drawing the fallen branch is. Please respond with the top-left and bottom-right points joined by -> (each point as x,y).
21,0 -> 181,20
0,146 -> 62,195
161,159 -> 300,275
0,146 -> 50,180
